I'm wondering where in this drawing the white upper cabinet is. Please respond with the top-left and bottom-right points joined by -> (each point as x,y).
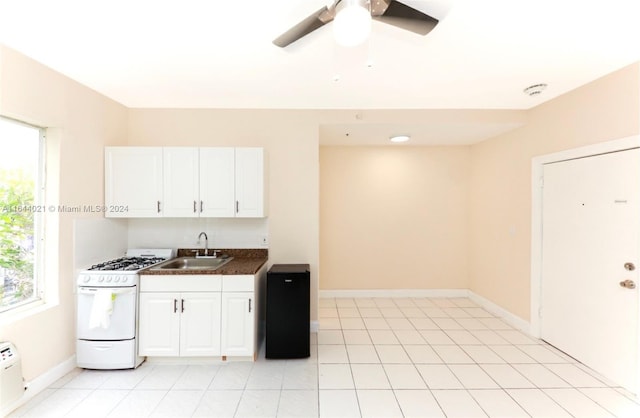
105,147 -> 266,218
235,147 -> 266,218
200,147 -> 236,217
105,147 -> 163,217
163,147 -> 199,217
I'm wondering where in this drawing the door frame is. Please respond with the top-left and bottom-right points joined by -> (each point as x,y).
530,134 -> 640,339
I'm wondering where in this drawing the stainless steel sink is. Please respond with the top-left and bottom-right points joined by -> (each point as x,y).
151,256 -> 233,271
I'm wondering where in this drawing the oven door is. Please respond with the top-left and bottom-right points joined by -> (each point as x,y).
77,286 -> 137,340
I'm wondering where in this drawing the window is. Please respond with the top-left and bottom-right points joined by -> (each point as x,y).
0,116 -> 45,312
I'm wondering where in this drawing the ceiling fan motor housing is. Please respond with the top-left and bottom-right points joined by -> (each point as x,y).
273,0 -> 439,48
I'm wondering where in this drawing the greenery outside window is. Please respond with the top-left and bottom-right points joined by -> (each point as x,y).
0,116 -> 45,313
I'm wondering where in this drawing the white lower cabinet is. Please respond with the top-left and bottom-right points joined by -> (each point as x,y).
180,293 -> 222,356
139,292 -> 221,357
139,292 -> 181,356
221,292 -> 254,357
139,270 -> 263,360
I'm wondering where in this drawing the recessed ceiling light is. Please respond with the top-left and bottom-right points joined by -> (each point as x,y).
523,83 -> 548,96
390,135 -> 410,143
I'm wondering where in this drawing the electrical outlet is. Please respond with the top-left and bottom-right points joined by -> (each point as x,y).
261,235 -> 269,246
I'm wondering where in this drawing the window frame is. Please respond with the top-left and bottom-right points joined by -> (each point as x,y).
0,116 -> 46,314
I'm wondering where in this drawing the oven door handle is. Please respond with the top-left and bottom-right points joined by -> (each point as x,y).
78,287 -> 136,295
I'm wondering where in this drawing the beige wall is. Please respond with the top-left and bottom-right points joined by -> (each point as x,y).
320,146 -> 470,290
127,109 -> 321,320
1,40 -> 637,386
0,46 -> 128,381
469,62 -> 640,320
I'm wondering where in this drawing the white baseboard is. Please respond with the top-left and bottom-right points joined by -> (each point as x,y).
144,357 -> 227,365
318,288 -> 531,335
310,321 -> 319,333
1,355 -> 76,417
467,291 -> 530,333
319,289 -> 470,299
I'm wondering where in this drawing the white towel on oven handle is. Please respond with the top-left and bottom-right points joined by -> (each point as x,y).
88,288 -> 135,329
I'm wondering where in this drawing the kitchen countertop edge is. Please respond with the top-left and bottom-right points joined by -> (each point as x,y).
139,257 -> 268,276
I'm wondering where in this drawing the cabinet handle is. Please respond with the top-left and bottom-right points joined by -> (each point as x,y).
181,299 -> 185,312
200,200 -> 203,212
193,201 -> 197,213
173,299 -> 177,313
157,201 -> 161,213
248,298 -> 252,313
236,200 -> 239,213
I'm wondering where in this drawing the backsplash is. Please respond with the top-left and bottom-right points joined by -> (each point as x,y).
176,248 -> 268,258
74,218 -> 128,271
127,217 -> 269,250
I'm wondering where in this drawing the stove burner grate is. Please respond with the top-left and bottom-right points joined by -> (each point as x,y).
88,256 -> 168,271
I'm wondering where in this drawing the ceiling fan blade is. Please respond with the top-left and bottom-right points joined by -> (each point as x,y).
273,6 -> 337,48
372,0 -> 438,36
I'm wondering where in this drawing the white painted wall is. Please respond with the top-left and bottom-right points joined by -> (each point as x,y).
1,41 -> 638,397
0,45 -> 129,381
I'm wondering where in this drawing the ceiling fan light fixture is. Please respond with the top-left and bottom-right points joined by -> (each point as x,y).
333,0 -> 372,47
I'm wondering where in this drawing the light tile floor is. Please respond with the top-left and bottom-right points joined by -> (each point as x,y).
9,297 -> 640,417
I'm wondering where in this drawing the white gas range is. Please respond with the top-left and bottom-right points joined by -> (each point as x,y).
76,249 -> 174,369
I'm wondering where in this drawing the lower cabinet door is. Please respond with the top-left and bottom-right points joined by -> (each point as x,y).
180,292 -> 222,356
139,292 -> 180,356
221,292 -> 254,357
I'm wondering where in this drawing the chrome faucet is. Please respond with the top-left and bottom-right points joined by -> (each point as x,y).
197,232 -> 208,256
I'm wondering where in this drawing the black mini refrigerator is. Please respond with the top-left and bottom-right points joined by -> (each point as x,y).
266,264 -> 310,358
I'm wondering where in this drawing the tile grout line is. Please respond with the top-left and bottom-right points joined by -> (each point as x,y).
17,297 -> 639,418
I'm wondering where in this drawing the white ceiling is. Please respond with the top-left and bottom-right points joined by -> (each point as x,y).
0,0 -> 639,144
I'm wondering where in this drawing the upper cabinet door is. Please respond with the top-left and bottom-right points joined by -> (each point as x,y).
104,146 -> 266,218
235,148 -> 266,218
200,148 -> 235,217
163,147 -> 199,217
105,147 -> 163,217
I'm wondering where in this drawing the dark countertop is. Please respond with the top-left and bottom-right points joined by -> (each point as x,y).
139,248 -> 268,276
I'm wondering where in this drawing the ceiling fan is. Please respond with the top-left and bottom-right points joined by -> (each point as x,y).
273,0 -> 439,48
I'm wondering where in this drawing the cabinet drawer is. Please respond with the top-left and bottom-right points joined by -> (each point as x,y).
141,275 -> 222,292
222,275 -> 254,291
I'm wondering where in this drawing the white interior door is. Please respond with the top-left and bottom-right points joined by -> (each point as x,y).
541,148 -> 640,392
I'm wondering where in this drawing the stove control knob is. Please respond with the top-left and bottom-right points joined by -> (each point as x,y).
98,277 -> 104,282
114,277 -> 121,283
106,276 -> 112,282
122,277 -> 128,283
83,276 -> 90,283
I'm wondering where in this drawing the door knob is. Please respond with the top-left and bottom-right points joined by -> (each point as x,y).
624,262 -> 635,271
619,280 -> 636,289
